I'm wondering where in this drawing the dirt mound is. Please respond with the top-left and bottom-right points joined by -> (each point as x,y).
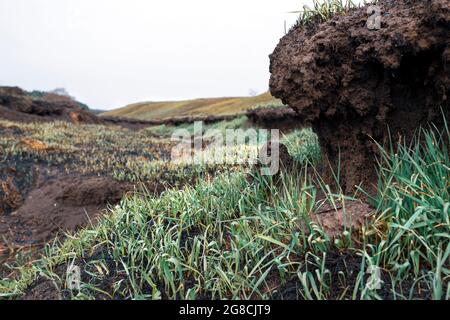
269,0 -> 450,193
0,87 -> 101,124
312,202 -> 373,238
1,176 -> 134,245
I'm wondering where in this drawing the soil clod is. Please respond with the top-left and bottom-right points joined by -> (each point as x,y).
269,0 -> 450,193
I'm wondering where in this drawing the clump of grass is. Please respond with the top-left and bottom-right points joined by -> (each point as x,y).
252,100 -> 286,110
144,124 -> 174,137
292,0 -> 377,28
282,128 -> 321,165
360,124 -> 450,299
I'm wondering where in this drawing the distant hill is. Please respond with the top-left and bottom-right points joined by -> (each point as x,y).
102,92 -> 282,120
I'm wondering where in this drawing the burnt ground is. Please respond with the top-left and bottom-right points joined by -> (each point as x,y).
1,86 -> 290,278
272,250 -> 439,300
0,118 -> 173,278
3,6 -> 448,296
22,245 -> 442,300
2,122 -> 380,300
270,0 -> 450,194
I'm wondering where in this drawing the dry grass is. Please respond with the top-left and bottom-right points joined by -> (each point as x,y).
102,92 -> 281,120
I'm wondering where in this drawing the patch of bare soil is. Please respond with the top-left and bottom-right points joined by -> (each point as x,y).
1,175 -> 134,246
269,0 -> 450,194
311,201 -> 373,238
23,278 -> 63,301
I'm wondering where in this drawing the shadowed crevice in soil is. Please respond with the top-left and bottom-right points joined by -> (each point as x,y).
247,107 -> 301,132
269,0 -> 450,194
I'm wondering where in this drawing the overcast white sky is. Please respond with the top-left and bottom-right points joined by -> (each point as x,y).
1,0 -> 316,110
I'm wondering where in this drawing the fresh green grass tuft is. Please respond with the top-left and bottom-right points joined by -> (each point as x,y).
292,0 -> 377,28
361,124 -> 450,300
283,128 -> 321,165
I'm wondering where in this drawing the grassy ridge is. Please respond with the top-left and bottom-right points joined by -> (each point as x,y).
102,92 -> 282,121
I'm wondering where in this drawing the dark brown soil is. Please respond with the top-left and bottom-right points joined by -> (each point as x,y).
269,0 -> 450,194
247,107 -> 301,132
308,201 -> 373,238
23,278 -> 63,301
24,246 -> 438,300
1,174 -> 135,246
102,113 -> 243,128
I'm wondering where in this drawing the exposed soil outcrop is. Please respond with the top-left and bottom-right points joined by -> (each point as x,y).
102,113 -> 244,128
0,87 -> 102,125
247,107 -> 301,132
269,0 -> 450,193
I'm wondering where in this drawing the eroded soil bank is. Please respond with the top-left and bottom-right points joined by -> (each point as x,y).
270,0 -> 450,193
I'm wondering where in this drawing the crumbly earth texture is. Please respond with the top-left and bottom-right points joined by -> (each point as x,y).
269,0 -> 450,193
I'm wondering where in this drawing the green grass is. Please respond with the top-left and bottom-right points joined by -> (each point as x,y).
144,116 -> 251,139
291,0 -> 377,28
283,129 -> 321,165
1,123 -> 448,300
361,124 -> 450,300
